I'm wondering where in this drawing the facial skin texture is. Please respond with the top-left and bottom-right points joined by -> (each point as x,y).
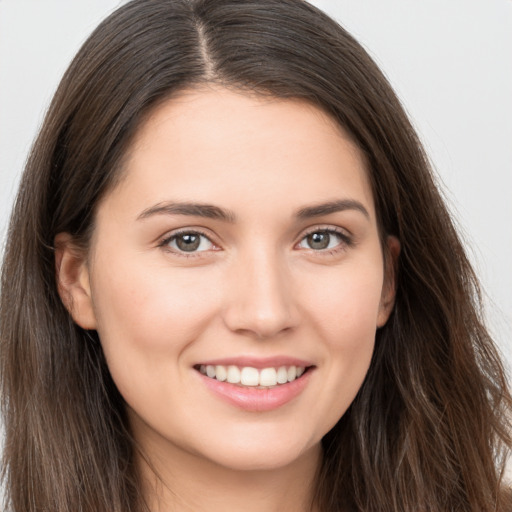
56,87 -> 399,511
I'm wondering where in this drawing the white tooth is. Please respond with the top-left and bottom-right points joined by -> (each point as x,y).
227,365 -> 241,384
240,367 -> 259,386
215,365 -> 227,382
287,366 -> 297,382
259,367 -> 277,387
276,366 -> 288,384
206,365 -> 216,378
296,366 -> 305,377
199,365 -> 207,375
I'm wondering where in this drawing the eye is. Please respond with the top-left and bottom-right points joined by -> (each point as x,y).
297,229 -> 349,251
162,230 -> 216,253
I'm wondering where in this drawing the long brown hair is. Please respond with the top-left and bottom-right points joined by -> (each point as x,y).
1,1 -> 510,510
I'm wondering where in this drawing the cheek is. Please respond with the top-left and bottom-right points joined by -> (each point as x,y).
304,258 -> 384,343
90,256 -> 222,361
300,260 -> 383,420
89,257 -> 225,417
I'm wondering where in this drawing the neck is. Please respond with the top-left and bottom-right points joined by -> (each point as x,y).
137,437 -> 322,512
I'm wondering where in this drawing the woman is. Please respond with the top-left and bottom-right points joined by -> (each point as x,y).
1,1 -> 510,511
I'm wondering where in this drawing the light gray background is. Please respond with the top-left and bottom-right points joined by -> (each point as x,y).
0,0 -> 511,371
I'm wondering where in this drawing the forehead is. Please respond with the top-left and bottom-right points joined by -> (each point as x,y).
103,86 -> 376,224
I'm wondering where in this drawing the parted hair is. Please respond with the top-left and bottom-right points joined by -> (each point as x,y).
1,1 -> 511,511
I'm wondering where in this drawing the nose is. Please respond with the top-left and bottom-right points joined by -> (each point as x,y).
222,247 -> 300,339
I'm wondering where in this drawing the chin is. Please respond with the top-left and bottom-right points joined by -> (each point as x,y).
195,434 -> 321,473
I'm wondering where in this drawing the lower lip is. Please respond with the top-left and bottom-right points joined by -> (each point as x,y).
198,369 -> 313,412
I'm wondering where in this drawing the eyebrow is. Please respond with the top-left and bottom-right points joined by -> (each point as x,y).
137,199 -> 370,222
295,199 -> 370,220
137,202 -> 236,222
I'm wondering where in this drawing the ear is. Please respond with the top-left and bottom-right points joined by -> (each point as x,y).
377,235 -> 400,328
54,232 -> 97,330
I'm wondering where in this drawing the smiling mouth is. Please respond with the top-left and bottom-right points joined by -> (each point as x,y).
195,364 -> 311,388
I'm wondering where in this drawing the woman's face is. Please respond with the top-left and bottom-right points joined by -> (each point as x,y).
58,87 -> 398,472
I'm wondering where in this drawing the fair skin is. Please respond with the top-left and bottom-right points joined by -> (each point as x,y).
56,87 -> 399,512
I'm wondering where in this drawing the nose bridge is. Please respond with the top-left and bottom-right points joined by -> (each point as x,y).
222,242 -> 298,339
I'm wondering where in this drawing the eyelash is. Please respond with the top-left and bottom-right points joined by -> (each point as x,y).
158,226 -> 353,259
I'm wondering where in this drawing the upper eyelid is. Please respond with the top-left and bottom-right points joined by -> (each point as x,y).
160,227 -> 215,242
300,224 -> 350,237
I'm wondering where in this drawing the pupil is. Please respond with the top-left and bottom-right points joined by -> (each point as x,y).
308,232 -> 329,250
177,234 -> 200,252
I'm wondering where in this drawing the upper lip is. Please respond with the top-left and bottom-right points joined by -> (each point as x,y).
194,356 -> 314,369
